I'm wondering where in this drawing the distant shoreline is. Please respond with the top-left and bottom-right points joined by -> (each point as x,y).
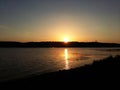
0,41 -> 120,48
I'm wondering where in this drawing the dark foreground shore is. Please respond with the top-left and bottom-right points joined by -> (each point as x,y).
1,55 -> 120,89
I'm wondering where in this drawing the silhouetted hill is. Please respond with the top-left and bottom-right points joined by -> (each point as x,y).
0,55 -> 120,89
0,41 -> 120,47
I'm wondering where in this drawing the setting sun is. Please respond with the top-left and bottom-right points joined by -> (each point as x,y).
64,38 -> 69,43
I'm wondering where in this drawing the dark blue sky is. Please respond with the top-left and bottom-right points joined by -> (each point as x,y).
0,0 -> 120,42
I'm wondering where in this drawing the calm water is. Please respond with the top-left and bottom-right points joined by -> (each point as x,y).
0,48 -> 120,82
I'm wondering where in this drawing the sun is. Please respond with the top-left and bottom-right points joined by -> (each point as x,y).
64,38 -> 69,43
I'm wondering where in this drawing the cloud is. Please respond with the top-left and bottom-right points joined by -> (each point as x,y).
0,25 -> 9,31
0,25 -> 11,37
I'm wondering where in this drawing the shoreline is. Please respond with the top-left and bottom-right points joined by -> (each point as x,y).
0,55 -> 120,88
0,41 -> 120,48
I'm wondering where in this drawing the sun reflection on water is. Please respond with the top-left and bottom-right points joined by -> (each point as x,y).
64,49 -> 69,70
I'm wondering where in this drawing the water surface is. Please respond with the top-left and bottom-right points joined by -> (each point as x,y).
0,48 -> 120,81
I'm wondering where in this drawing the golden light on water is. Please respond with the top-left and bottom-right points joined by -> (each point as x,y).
64,49 -> 69,70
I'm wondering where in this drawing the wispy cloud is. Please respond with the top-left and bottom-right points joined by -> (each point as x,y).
0,25 -> 10,31
0,25 -> 12,37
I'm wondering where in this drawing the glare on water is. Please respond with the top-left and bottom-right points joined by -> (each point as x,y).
64,49 -> 69,70
0,48 -> 119,82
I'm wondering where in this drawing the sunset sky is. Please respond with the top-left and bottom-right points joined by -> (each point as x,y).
0,0 -> 120,43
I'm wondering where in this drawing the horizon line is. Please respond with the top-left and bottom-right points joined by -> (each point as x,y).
0,41 -> 120,44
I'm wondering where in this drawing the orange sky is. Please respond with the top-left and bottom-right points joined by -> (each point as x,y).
0,0 -> 120,43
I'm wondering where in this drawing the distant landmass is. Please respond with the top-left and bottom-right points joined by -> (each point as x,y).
0,41 -> 120,47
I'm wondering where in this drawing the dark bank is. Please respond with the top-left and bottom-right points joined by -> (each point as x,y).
0,41 -> 120,48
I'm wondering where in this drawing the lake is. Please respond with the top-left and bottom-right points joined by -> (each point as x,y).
0,48 -> 120,82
